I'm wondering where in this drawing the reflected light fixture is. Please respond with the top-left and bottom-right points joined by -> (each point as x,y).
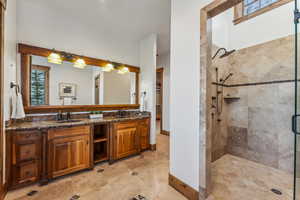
73,58 -> 86,69
117,65 -> 129,74
102,63 -> 114,72
47,52 -> 62,64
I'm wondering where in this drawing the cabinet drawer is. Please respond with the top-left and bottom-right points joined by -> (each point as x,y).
12,133 -> 42,164
139,119 -> 149,126
15,131 -> 41,142
48,126 -> 90,139
115,122 -> 137,130
18,143 -> 38,162
13,161 -> 39,185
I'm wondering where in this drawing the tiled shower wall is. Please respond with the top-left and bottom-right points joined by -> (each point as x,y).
212,35 -> 294,173
211,45 -> 231,162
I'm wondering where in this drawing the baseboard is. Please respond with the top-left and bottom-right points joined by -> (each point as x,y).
0,182 -> 8,200
150,144 -> 156,151
161,130 -> 170,136
169,174 -> 199,200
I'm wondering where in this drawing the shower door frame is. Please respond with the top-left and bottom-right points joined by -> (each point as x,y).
199,0 -> 243,198
294,0 -> 300,199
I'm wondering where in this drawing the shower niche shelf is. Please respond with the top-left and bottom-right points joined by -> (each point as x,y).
224,96 -> 240,103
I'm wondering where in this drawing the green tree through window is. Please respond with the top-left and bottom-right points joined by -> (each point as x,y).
31,65 -> 49,105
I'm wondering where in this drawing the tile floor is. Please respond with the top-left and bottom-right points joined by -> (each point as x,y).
6,123 -> 294,200
207,155 -> 293,200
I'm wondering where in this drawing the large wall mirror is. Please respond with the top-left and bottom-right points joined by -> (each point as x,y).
19,44 -> 140,113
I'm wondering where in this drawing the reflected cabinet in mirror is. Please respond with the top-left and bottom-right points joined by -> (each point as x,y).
19,44 -> 140,113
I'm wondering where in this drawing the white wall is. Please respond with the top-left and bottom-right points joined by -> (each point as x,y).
170,0 -> 211,191
103,71 -> 132,105
4,0 -> 17,120
212,11 -> 230,49
140,34 -> 157,145
17,1 -> 140,67
212,1 -> 294,50
32,56 -> 94,105
157,52 -> 170,132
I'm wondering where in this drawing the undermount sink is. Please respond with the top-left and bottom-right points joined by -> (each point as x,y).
56,119 -> 82,124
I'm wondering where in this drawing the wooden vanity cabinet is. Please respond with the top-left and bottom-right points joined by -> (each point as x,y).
7,117 -> 150,189
139,118 -> 150,151
7,130 -> 43,189
110,118 -> 150,162
113,121 -> 140,160
47,126 -> 92,179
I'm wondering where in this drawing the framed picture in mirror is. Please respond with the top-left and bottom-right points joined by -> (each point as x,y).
59,83 -> 77,98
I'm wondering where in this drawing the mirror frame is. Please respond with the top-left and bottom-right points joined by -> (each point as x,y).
18,43 -> 140,114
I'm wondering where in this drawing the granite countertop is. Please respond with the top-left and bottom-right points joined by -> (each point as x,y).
6,113 -> 151,132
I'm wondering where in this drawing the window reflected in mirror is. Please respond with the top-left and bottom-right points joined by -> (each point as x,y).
31,65 -> 49,106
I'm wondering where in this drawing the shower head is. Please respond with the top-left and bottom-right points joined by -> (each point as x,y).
212,48 -> 236,60
219,49 -> 236,58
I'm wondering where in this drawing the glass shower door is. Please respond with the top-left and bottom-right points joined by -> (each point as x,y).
294,0 -> 300,199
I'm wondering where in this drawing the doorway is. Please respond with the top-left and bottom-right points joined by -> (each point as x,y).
200,0 -> 296,199
95,74 -> 100,105
156,68 -> 163,135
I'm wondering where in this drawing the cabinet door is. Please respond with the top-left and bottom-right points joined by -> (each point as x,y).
139,119 -> 150,151
48,135 -> 90,178
116,127 -> 138,159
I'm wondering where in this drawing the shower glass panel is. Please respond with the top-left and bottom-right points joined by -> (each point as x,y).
295,0 -> 300,199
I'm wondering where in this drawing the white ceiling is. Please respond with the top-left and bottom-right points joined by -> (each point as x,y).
19,0 -> 171,55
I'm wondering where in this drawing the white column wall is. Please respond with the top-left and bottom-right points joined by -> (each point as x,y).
4,0 -> 17,121
170,0 -> 211,191
139,34 -> 157,145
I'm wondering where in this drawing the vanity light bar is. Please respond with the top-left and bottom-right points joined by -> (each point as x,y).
48,50 -> 129,73
47,50 -> 87,69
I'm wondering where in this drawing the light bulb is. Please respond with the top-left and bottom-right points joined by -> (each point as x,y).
73,58 -> 86,69
48,52 -> 62,64
103,63 -> 114,72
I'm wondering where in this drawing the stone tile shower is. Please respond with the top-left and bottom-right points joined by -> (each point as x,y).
211,35 -> 294,174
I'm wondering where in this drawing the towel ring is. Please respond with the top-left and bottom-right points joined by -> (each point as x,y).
10,82 -> 20,94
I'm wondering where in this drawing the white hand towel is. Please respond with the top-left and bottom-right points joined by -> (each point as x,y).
140,92 -> 147,112
11,93 -> 25,119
